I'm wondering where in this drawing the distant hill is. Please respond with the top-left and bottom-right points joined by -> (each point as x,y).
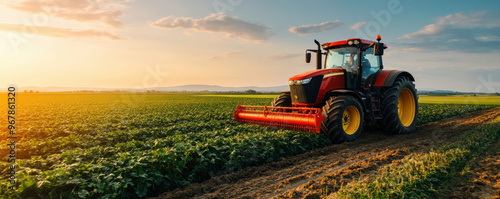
149,85 -> 289,92
19,85 -> 290,93
418,89 -> 460,95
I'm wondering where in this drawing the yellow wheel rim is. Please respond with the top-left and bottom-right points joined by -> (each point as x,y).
398,88 -> 416,127
342,105 -> 360,135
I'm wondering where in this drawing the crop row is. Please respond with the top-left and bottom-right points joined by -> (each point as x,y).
418,104 -> 494,124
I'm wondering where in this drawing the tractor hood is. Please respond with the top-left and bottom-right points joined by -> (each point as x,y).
289,68 -> 344,80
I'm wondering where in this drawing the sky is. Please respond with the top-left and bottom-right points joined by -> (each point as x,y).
1,0 -> 500,93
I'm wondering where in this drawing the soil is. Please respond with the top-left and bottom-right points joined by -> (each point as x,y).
151,107 -> 500,199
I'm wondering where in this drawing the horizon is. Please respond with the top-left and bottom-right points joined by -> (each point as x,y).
1,0 -> 500,93
12,84 -> 499,94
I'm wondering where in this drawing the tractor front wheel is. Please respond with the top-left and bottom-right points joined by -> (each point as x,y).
380,76 -> 419,134
321,96 -> 364,144
272,92 -> 292,107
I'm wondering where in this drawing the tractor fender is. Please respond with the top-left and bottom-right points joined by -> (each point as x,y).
373,70 -> 415,87
325,89 -> 364,109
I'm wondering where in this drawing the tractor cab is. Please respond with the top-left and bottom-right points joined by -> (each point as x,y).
309,37 -> 387,90
324,46 -> 380,88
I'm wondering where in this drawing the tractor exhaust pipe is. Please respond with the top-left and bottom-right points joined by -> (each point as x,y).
314,40 -> 322,70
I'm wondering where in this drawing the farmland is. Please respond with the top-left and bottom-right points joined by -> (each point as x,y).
0,93 -> 499,198
200,94 -> 500,105
418,95 -> 500,105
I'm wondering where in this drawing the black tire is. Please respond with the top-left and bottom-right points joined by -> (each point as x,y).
380,76 -> 419,134
271,92 -> 292,107
321,96 -> 364,144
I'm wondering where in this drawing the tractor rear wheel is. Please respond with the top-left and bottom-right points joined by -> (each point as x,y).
272,92 -> 292,107
380,76 -> 419,134
321,96 -> 364,144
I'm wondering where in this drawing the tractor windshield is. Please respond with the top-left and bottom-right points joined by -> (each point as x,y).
325,47 -> 358,72
360,47 -> 382,81
325,46 -> 382,83
326,47 -> 381,74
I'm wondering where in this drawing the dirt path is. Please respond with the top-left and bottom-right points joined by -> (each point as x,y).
152,107 -> 500,199
444,140 -> 500,199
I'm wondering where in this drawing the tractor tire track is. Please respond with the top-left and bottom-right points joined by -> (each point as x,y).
152,107 -> 500,199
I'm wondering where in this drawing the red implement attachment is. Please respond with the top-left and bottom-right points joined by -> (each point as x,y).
233,105 -> 325,133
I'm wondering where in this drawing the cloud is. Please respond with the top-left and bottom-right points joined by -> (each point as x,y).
289,20 -> 343,36
350,22 -> 366,30
6,0 -> 129,28
267,53 -> 301,59
150,13 -> 273,42
398,12 -> 500,52
398,24 -> 443,40
475,35 -> 500,42
207,51 -> 242,60
0,23 -> 124,40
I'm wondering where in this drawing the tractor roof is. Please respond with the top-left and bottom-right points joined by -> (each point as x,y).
322,38 -> 388,48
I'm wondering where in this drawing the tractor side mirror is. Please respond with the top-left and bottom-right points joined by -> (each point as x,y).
374,42 -> 384,56
305,52 -> 311,63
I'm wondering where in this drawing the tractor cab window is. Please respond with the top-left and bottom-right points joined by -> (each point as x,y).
325,47 -> 358,72
361,47 -> 381,82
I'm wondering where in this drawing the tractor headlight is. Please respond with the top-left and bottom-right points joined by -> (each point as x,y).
322,44 -> 328,49
289,80 -> 294,85
299,77 -> 312,84
348,40 -> 360,45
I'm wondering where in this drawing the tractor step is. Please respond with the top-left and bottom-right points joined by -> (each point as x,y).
369,92 -> 383,119
372,99 -> 383,119
233,105 -> 325,133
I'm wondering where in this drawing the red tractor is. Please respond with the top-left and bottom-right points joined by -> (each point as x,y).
234,35 -> 418,143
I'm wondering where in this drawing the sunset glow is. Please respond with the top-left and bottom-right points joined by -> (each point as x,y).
1,0 -> 499,92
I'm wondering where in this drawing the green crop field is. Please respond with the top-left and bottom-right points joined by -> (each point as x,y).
418,95 -> 500,105
0,93 -> 497,198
